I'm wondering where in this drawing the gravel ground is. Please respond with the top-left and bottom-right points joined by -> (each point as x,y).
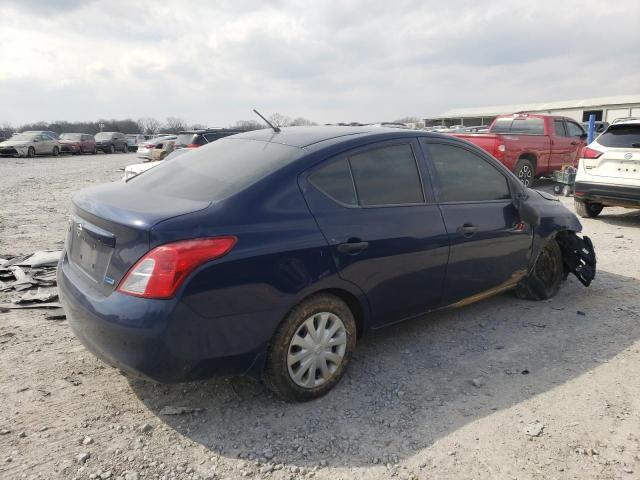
1,153 -> 639,480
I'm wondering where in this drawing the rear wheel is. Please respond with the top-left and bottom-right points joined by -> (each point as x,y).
574,200 -> 603,218
109,144 -> 115,154
516,239 -> 563,300
27,146 -> 35,158
514,158 -> 535,187
263,293 -> 356,401
52,146 -> 59,157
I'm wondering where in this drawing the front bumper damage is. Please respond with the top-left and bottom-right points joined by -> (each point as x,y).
557,231 -> 596,286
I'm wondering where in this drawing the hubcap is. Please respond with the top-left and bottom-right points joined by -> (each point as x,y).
518,165 -> 532,186
287,312 -> 347,388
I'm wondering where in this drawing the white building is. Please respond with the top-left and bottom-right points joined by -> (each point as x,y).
425,94 -> 640,127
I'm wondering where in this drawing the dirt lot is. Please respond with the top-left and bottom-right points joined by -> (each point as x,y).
1,153 -> 639,480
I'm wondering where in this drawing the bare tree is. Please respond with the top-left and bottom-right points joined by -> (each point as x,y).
164,117 -> 187,134
190,123 -> 207,130
233,119 -> 265,131
0,121 -> 15,138
268,113 -> 291,128
289,117 -> 316,126
137,117 -> 162,135
393,116 -> 420,124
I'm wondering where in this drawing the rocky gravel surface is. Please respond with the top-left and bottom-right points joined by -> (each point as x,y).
1,153 -> 639,479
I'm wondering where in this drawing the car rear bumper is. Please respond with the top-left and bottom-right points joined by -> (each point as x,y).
57,255 -> 268,383
574,181 -> 640,207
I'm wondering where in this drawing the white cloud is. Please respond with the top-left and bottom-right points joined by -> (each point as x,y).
0,0 -> 638,125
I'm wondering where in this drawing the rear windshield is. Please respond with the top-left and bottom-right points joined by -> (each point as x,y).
490,117 -> 544,134
597,125 -> 640,148
60,133 -> 82,140
129,138 -> 301,201
176,133 -> 201,147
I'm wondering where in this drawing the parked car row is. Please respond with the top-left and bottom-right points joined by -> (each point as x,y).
0,130 -> 139,158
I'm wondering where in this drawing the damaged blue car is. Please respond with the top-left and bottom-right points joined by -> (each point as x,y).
58,126 -> 595,401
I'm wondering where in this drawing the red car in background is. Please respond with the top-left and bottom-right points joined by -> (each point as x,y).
59,133 -> 97,155
452,114 -> 587,186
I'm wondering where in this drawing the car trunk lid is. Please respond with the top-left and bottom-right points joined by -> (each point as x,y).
66,182 -> 211,295
584,147 -> 640,181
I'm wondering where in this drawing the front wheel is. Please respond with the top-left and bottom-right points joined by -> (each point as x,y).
263,293 -> 356,401
514,158 -> 535,187
27,146 -> 35,158
109,144 -> 115,154
52,146 -> 59,157
574,200 -> 603,218
515,239 -> 563,300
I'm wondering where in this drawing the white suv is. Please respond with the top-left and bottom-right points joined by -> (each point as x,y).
574,119 -> 640,218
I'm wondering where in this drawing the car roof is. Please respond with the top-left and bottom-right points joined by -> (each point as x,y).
609,119 -> 640,126
230,126 -> 382,148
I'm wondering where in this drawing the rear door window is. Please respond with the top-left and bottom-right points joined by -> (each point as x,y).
554,119 -> 568,137
349,144 -> 424,206
427,143 -> 511,202
597,124 -> 640,148
309,159 -> 356,206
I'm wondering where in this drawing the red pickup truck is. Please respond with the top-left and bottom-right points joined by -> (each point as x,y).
452,114 -> 587,186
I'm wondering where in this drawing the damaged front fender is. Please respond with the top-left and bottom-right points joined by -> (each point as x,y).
556,231 -> 596,286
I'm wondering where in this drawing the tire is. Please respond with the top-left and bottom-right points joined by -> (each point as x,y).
52,146 -> 59,157
109,144 -> 115,154
27,147 -> 35,158
553,184 -> 562,195
263,293 -> 357,401
122,144 -> 128,153
514,158 -> 535,187
574,200 -> 603,218
92,147 -> 97,155
515,239 -> 563,301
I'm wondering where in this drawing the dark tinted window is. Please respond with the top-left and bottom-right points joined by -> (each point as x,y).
309,158 -> 356,205
554,119 -> 567,136
489,118 -> 513,133
597,125 -> 640,148
428,143 -> 511,202
566,121 -> 585,138
349,144 -> 424,206
510,118 -> 544,134
130,138 -> 301,201
490,117 -> 544,134
175,133 -> 198,146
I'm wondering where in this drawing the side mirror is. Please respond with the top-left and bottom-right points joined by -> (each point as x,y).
33,138 -> 39,143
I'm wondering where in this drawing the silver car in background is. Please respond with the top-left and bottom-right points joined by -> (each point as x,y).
0,133 -> 60,157
136,135 -> 176,160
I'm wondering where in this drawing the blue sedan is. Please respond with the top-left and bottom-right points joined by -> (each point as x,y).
58,126 -> 596,401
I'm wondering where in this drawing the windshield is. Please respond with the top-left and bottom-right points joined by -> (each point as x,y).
175,133 -> 199,147
60,133 -> 82,141
129,138 -> 301,201
94,133 -> 112,140
10,134 -> 35,141
597,125 -> 640,148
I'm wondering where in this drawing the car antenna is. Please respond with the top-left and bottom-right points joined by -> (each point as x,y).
253,109 -> 280,133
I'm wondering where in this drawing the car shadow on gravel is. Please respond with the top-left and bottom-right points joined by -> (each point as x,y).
595,209 -> 640,228
129,270 -> 640,468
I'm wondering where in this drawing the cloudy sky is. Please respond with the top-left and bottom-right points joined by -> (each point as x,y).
1,0 -> 639,126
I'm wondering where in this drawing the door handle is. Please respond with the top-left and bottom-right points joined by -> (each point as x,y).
457,223 -> 478,238
337,241 -> 369,254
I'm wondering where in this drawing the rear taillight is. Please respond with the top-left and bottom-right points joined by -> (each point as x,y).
581,146 -> 602,159
494,143 -> 506,159
117,237 -> 237,299
187,143 -> 200,148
